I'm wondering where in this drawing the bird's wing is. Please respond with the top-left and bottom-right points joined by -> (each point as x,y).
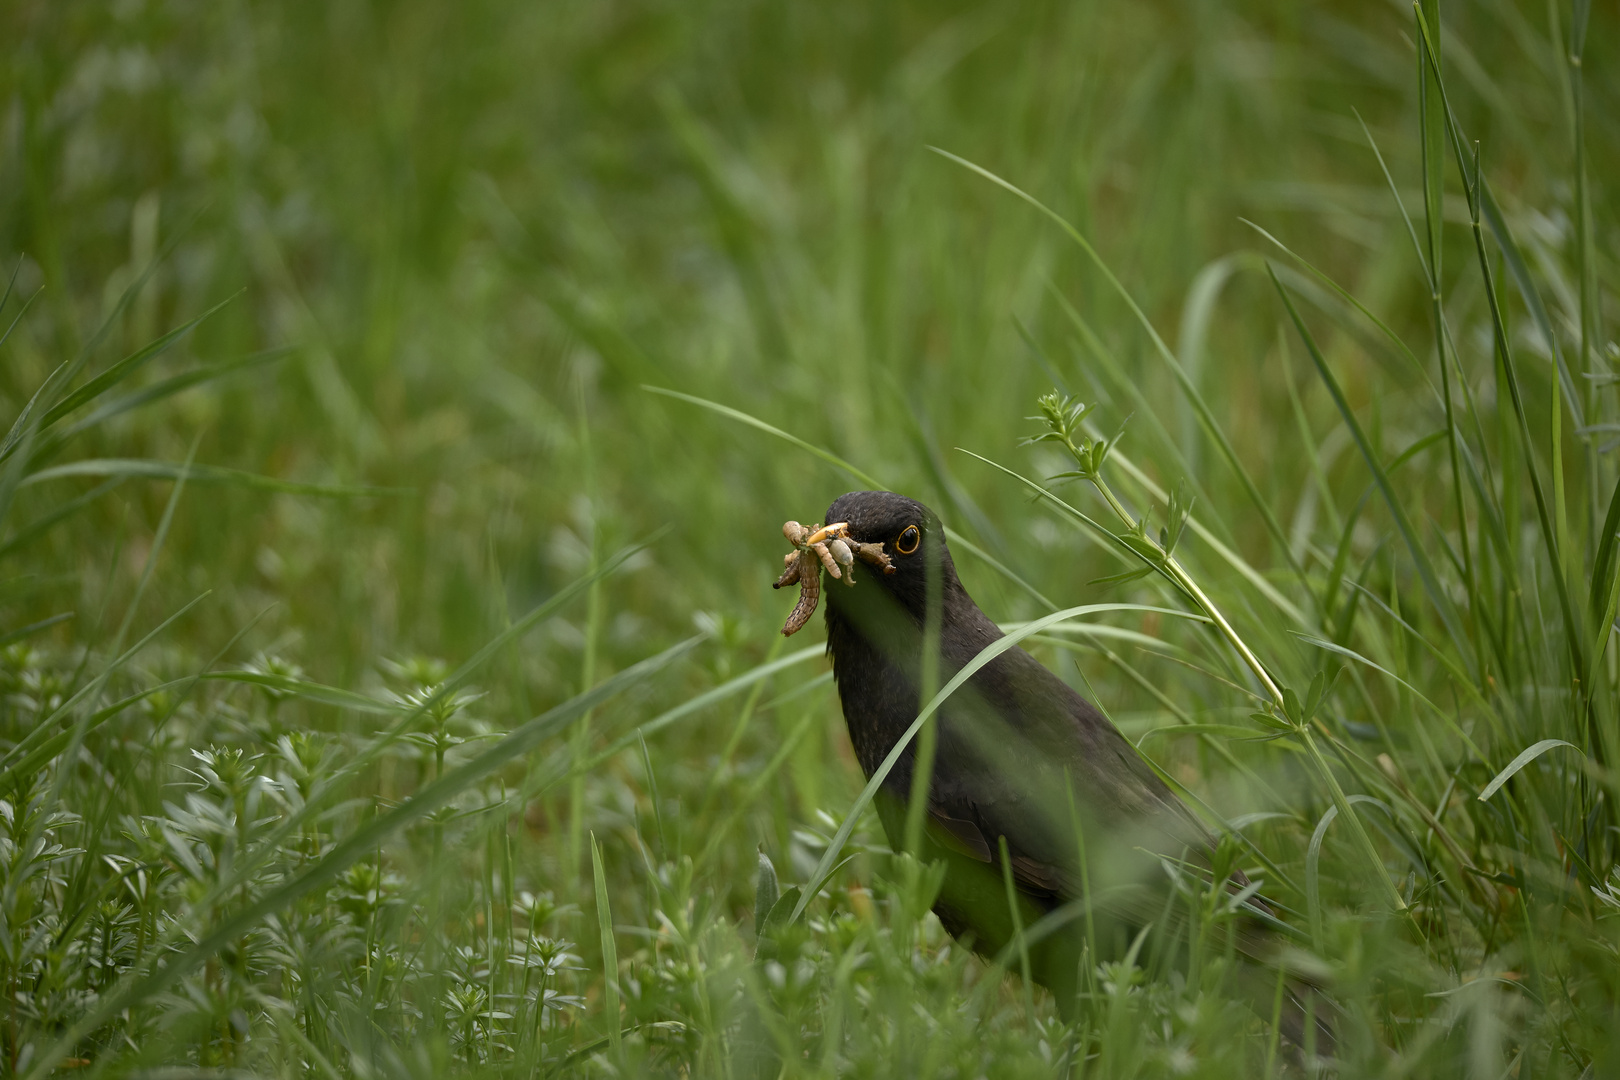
927,627 -> 1225,909
927,806 -> 994,862
921,802 -> 1072,897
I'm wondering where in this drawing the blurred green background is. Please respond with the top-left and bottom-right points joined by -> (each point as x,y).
3,0 -> 1618,1074
9,0 -> 1609,680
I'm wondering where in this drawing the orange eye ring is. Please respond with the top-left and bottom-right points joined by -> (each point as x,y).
896,525 -> 921,554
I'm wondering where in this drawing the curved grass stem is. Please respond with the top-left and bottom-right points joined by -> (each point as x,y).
1037,393 -> 1410,916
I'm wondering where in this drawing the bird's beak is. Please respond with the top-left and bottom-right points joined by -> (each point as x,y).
807,522 -> 850,545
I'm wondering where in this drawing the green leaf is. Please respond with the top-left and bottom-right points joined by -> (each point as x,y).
762,886 -> 801,940
1477,740 -> 1582,802
1303,665 -> 1339,722
199,671 -> 411,715
35,294 -> 240,436
753,851 -> 780,938
1088,567 -> 1155,588
1247,711 -> 1295,733
591,832 -> 622,1054
1163,481 -> 1194,556
35,348 -> 290,463
1140,723 -> 1281,743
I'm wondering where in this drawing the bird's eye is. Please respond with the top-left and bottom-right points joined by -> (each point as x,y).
896,525 -> 921,554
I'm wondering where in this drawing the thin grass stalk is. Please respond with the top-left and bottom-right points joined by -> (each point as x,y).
1269,266 -> 1474,679
1414,19 -> 1605,870
693,708 -> 819,872
1414,4 -> 1481,680
570,382 -> 604,886
1446,127 -> 1588,721
1563,0 -> 1606,560
1565,0 -> 1595,390
998,835 -> 1036,1025
1015,395 -> 1419,926
590,833 -> 621,1057
1102,486 -> 1411,918
1413,11 -> 1584,434
1048,289 -> 1311,626
932,149 -> 1314,597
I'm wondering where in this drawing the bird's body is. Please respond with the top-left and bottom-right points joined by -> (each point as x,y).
815,491 -> 1301,1025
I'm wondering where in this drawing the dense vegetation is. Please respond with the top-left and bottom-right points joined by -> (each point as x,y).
2,0 -> 1618,1075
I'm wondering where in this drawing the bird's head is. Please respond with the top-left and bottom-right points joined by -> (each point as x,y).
822,491 -> 956,624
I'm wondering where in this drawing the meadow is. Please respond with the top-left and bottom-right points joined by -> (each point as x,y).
2,0 -> 1618,1075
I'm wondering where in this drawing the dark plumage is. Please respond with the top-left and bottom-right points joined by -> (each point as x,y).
816,491 -> 1323,1042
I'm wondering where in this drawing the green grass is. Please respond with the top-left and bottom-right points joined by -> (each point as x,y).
2,0 -> 1619,1075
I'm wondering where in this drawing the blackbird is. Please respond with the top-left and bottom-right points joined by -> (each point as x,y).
810,490 -> 1325,1045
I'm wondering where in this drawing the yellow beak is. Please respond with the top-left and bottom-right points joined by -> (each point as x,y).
806,522 -> 850,545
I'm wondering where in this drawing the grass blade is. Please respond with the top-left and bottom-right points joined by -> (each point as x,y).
0,283 -> 41,353
789,603 -> 1209,922
581,644 -> 823,768
33,348 -> 290,462
19,634 -> 701,1080
1269,265 -> 1474,676
1454,142 -> 1586,690
198,670 -> 414,715
1242,220 -> 1428,385
0,476 -> 125,558
957,448 -> 1190,599
1588,473 -> 1620,683
1412,5 -> 1583,431
0,678 -> 190,787
1292,632 -> 1485,762
0,611 -> 73,647
643,385 -> 882,489
1477,739 -> 1581,802
932,147 -> 1308,593
591,831 -> 623,1055
32,293 -> 240,437
1305,803 -> 1337,949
